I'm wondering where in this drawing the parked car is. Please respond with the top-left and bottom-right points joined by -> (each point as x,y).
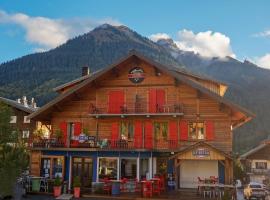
244,182 -> 266,200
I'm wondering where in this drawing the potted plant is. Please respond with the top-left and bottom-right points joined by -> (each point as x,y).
73,176 -> 81,198
53,129 -> 64,147
53,176 -> 62,197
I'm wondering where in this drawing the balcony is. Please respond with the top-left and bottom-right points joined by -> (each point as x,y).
247,168 -> 270,175
89,102 -> 184,117
29,138 -> 179,151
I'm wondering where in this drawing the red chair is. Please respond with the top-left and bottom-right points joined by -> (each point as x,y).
135,178 -> 140,192
120,178 -> 128,192
159,176 -> 166,192
143,181 -> 153,197
153,179 -> 161,196
103,178 -> 111,195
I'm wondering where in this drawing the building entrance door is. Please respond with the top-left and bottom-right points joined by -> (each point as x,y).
72,157 -> 93,190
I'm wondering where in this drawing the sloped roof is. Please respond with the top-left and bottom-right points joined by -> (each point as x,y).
0,97 -> 38,113
170,141 -> 232,160
28,50 -> 254,123
240,142 -> 270,159
53,50 -> 227,92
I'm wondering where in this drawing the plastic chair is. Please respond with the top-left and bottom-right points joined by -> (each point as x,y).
103,178 -> 111,195
134,178 -> 140,192
120,178 -> 128,192
159,176 -> 166,192
143,181 -> 153,197
153,179 -> 161,196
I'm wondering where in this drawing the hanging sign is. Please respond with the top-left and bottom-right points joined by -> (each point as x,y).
192,148 -> 210,158
128,67 -> 145,83
72,133 -> 96,144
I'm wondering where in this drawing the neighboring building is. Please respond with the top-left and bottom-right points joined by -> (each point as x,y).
28,51 -> 253,191
241,141 -> 270,184
0,96 -> 38,143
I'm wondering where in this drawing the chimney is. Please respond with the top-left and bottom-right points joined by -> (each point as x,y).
22,96 -> 28,107
82,66 -> 90,76
31,98 -> 37,108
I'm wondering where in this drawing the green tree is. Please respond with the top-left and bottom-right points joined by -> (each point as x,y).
0,102 -> 28,197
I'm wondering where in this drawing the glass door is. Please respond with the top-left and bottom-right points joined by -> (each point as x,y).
72,157 -> 93,189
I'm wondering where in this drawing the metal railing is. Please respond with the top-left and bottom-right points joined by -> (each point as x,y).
89,102 -> 183,115
30,138 -> 180,150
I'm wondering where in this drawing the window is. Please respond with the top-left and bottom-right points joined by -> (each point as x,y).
154,122 -> 168,140
52,158 -> 64,178
22,130 -> 30,138
40,157 -> 64,179
98,158 -> 118,180
120,121 -> 134,140
140,158 -> 149,180
10,116 -> 17,123
255,162 -> 267,169
120,158 -> 137,179
67,122 -> 75,139
188,122 -> 205,140
24,116 -> 30,123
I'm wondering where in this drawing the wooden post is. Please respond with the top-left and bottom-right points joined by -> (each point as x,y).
225,158 -> 233,184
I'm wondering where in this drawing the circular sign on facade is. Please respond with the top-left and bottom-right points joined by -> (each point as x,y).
128,67 -> 145,84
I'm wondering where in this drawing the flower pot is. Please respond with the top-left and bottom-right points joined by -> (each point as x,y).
53,186 -> 61,197
74,187 -> 80,198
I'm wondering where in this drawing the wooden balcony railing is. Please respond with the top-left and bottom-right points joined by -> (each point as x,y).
89,102 -> 183,115
29,138 -> 180,150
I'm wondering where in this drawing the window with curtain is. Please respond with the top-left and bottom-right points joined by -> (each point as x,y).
154,122 -> 168,140
188,122 -> 205,140
120,121 -> 134,140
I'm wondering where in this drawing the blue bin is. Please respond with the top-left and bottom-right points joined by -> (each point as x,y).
111,181 -> 120,195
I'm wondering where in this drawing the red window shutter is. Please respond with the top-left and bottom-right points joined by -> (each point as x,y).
134,121 -> 143,148
179,121 -> 188,141
144,121 -> 153,149
149,89 -> 157,113
59,122 -> 67,147
156,89 -> 165,112
111,122 -> 119,148
74,122 -> 82,136
169,121 -> 178,141
206,121 -> 215,140
108,91 -> 125,113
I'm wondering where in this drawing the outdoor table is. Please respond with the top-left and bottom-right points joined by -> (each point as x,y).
110,180 -> 121,195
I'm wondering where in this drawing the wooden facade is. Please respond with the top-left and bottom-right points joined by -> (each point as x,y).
241,142 -> 270,184
28,51 -> 253,190
0,97 -> 38,143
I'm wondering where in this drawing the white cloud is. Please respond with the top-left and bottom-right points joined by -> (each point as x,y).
0,10 -> 121,50
175,29 -> 235,58
253,30 -> 270,38
149,33 -> 170,42
254,53 -> 270,69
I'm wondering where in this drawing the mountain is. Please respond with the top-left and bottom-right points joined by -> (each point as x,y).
0,24 -> 180,105
157,38 -> 270,153
0,24 -> 270,153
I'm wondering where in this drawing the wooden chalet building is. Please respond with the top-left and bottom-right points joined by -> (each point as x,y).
0,96 -> 38,143
241,141 -> 270,184
28,51 -> 253,191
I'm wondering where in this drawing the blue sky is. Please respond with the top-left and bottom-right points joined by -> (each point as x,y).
1,0 -> 270,68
